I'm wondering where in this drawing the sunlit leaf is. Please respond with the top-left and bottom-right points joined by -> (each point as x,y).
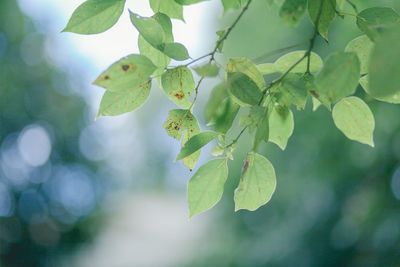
163,109 -> 200,169
188,159 -> 228,218
94,54 -> 156,92
177,131 -> 219,160
194,63 -> 219,77
345,35 -> 374,75
98,80 -> 151,116
64,0 -> 126,34
234,152 -> 276,211
275,50 -> 323,74
314,52 -> 360,104
150,0 -> 184,20
269,106 -> 294,150
227,58 -> 266,89
332,96 -> 375,147
129,11 -> 165,47
161,66 -> 195,108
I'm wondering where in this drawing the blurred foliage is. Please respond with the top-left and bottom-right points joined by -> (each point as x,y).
182,0 -> 400,266
0,1 -> 103,266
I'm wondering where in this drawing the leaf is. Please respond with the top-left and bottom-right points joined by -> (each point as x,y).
221,0 -> 248,12
269,106 -> 294,150
314,52 -> 360,104
194,63 -> 219,77
227,58 -> 266,89
161,66 -> 195,108
228,72 -> 263,106
153,13 -> 174,42
163,109 -> 200,170
308,0 -> 336,40
357,7 -> 400,41
129,11 -> 165,47
234,152 -> 276,211
279,0 -> 307,26
138,35 -> 170,77
94,54 -> 156,92
188,159 -> 229,218
63,0 -> 126,34
312,96 -> 322,111
149,0 -> 183,20
175,0 -> 209,5
253,109 -> 269,151
177,131 -> 219,160
369,24 -> 400,100
275,50 -> 323,74
257,63 -> 277,75
160,42 -> 190,61
274,73 -> 308,110
360,75 -> 400,104
332,96 -> 375,147
240,106 -> 265,132
345,35 -> 374,75
205,83 -> 240,133
98,80 -> 151,116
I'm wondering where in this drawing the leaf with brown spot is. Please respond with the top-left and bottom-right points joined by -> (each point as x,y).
94,54 -> 156,92
161,66 -> 195,108
163,109 -> 201,170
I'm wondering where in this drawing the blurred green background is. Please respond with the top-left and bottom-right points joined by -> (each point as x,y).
1,0 -> 400,266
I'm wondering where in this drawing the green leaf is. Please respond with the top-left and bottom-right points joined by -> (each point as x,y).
357,7 -> 400,41
177,131 -> 219,160
63,0 -> 126,34
227,58 -> 266,89
257,63 -> 277,75
94,54 -> 156,92
345,35 -> 374,75
308,0 -> 336,40
275,50 -> 323,74
205,83 -> 240,133
369,24 -> 400,100
279,0 -> 307,26
274,73 -> 308,110
129,11 -> 165,47
332,96 -> 375,147
194,63 -> 219,77
163,109 -> 200,170
269,106 -> 294,150
221,0 -> 248,12
153,13 -> 174,42
234,152 -> 276,211
160,42 -> 190,61
240,106 -> 265,132
138,35 -> 170,76
253,109 -> 269,151
161,66 -> 195,108
98,80 -> 151,116
175,0 -> 209,5
228,72 -> 263,106
314,52 -> 360,104
360,75 -> 400,104
150,0 -> 183,20
188,159 -> 229,218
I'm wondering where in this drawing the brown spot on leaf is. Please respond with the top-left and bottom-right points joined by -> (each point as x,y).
121,64 -> 136,72
104,75 -> 110,80
174,91 -> 185,100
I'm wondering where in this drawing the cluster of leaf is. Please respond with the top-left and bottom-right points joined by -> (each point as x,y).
64,0 -> 400,217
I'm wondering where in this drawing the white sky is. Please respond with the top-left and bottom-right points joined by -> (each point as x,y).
18,0 -> 219,70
